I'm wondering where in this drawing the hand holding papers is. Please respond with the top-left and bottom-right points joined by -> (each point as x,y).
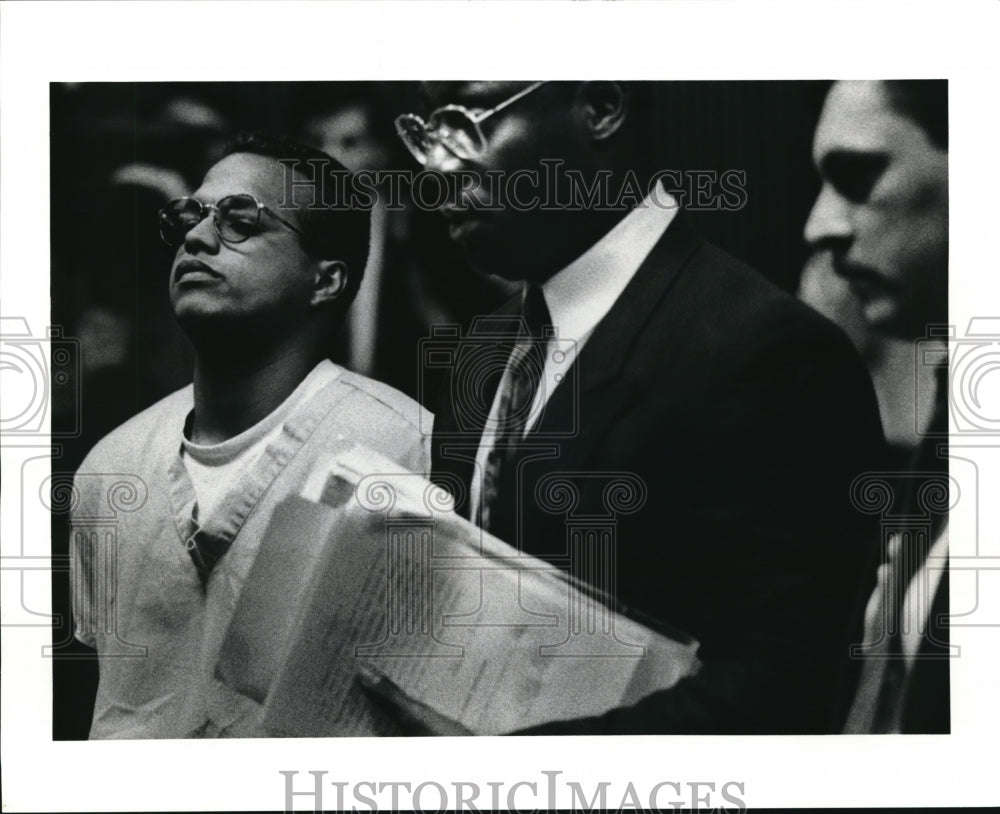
355,664 -> 474,736
216,444 -> 699,735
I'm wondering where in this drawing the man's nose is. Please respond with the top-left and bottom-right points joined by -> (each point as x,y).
804,184 -> 852,248
182,212 -> 220,254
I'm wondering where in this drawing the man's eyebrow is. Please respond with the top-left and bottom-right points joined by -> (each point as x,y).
818,148 -> 890,177
421,83 -> 513,112
418,85 -> 435,112
419,82 -> 477,112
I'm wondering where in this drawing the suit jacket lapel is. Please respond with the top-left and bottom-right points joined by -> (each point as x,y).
576,212 -> 702,392
436,215 -> 702,505
532,215 -> 702,470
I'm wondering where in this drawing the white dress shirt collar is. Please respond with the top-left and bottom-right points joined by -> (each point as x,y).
540,189 -> 679,344
469,189 -> 680,521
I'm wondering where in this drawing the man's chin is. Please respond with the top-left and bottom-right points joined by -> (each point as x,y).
460,241 -> 546,285
172,302 -> 228,325
172,307 -> 246,342
859,295 -> 913,340
461,245 -> 513,281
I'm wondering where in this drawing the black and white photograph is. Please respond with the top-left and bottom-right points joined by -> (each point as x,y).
2,1 -> 998,812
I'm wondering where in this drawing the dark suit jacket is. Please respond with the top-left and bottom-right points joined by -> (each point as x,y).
431,216 -> 886,734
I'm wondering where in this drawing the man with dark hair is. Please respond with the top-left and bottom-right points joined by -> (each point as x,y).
805,80 -> 950,733
882,79 -> 948,151
70,133 -> 429,738
805,81 -> 948,339
367,81 -> 886,734
220,131 -> 372,318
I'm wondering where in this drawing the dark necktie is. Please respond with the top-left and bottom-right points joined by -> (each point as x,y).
477,285 -> 552,534
184,515 -> 232,588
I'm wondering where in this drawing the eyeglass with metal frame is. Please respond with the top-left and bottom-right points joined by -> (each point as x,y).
157,194 -> 304,248
395,81 -> 548,166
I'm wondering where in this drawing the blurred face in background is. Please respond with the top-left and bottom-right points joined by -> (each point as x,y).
804,80 -> 948,339
304,105 -> 392,173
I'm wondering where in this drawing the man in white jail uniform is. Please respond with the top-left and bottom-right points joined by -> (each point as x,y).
70,132 -> 429,738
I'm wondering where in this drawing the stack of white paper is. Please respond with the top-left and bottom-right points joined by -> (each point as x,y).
216,445 -> 699,736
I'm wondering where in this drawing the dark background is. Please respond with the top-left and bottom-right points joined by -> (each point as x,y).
50,80 -> 831,739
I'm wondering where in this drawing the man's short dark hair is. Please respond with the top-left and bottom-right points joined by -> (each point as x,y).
883,80 -> 948,150
222,131 -> 371,318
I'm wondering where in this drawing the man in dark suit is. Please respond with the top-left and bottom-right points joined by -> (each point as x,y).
805,80 -> 950,734
380,81 -> 885,734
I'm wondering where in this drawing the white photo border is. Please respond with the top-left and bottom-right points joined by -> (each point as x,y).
2,0 -> 999,810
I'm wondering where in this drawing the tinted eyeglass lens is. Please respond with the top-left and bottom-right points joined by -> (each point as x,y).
396,115 -> 432,163
216,195 -> 260,242
427,108 -> 483,159
159,198 -> 204,247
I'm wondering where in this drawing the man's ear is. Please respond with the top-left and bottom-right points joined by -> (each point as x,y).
578,81 -> 629,143
311,259 -> 348,308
